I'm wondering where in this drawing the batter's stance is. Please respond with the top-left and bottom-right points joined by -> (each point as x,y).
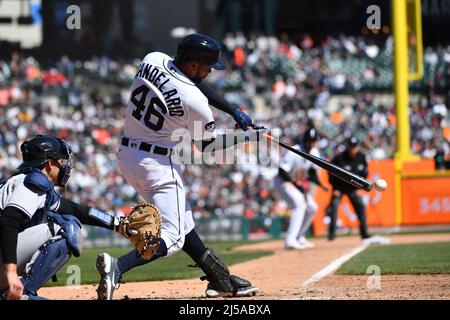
96,33 -> 262,299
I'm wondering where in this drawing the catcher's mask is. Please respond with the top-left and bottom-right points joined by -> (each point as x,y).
18,135 -> 74,188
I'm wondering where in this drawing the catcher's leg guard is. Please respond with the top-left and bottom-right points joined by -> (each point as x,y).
21,236 -> 72,297
197,248 -> 259,298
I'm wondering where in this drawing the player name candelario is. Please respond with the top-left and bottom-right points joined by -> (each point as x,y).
178,303 -> 271,317
135,62 -> 184,117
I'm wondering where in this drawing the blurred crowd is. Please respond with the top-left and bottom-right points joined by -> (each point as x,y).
213,32 -> 450,161
0,33 -> 449,220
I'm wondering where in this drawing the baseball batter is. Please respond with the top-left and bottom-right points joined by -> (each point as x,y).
274,127 -> 326,249
0,135 -> 139,300
96,33 -> 262,299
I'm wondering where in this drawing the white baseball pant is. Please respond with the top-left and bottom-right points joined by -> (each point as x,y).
274,176 -> 318,245
119,145 -> 195,256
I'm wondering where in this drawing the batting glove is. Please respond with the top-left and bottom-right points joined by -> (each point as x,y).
233,106 -> 254,130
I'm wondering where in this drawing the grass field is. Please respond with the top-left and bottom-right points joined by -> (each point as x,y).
46,240 -> 272,287
336,241 -> 450,275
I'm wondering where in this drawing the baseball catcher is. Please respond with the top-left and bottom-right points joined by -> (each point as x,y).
0,135 -> 158,300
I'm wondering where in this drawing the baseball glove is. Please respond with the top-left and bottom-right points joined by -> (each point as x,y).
116,203 -> 162,260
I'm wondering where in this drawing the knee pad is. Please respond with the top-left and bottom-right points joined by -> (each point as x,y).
47,212 -> 82,257
21,237 -> 72,296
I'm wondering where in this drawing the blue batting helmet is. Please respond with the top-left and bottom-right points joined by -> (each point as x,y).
175,33 -> 226,70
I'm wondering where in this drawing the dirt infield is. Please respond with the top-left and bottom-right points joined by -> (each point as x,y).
40,233 -> 450,300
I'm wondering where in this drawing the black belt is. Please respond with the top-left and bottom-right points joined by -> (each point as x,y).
121,137 -> 171,156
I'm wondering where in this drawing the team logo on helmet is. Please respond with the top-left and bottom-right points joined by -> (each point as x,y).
176,33 -> 226,70
205,121 -> 216,132
303,127 -> 318,142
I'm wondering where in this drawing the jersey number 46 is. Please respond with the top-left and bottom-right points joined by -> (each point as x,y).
131,85 -> 167,131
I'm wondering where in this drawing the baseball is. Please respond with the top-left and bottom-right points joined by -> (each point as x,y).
374,179 -> 388,192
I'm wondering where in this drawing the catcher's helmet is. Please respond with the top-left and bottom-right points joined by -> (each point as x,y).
175,33 -> 226,70
303,127 -> 318,143
18,135 -> 72,170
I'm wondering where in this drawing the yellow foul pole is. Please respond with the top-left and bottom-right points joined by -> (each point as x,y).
392,0 -> 423,225
392,0 -> 412,162
392,0 -> 409,225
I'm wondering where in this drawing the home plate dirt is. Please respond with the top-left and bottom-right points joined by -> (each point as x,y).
40,233 -> 450,300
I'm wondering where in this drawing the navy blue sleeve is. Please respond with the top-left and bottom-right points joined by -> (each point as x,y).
197,81 -> 238,116
57,198 -> 114,229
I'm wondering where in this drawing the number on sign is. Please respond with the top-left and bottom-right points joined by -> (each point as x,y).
419,197 -> 450,214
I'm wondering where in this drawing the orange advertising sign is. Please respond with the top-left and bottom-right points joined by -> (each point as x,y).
401,174 -> 450,225
311,159 -> 450,235
312,160 -> 397,236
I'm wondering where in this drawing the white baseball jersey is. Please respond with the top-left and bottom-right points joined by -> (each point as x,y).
0,174 -> 63,290
119,52 -> 220,257
279,145 -> 320,181
123,52 -> 217,148
0,174 -> 59,219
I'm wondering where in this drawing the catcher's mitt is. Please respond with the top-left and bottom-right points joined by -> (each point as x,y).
116,203 -> 162,260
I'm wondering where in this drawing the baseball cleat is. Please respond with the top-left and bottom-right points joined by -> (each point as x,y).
204,275 -> 259,298
96,252 -> 121,300
205,284 -> 259,298
298,237 -> 315,248
362,235 -> 391,246
19,294 -> 47,300
285,240 -> 308,250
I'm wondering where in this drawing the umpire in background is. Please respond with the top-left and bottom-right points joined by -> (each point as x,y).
326,137 -> 370,241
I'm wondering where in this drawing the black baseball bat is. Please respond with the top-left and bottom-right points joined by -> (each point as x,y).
262,133 -> 373,192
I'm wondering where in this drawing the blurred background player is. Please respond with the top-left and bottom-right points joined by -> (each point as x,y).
274,127 -> 327,249
0,135 -> 136,300
326,137 -> 370,242
326,137 -> 389,245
